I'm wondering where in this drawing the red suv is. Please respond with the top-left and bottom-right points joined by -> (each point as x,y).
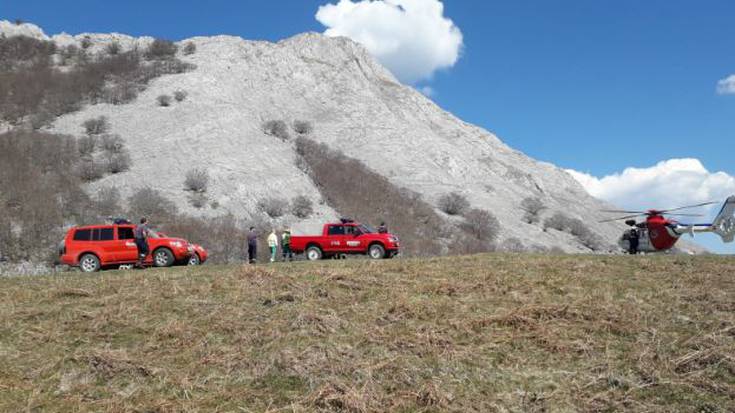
59,224 -> 207,272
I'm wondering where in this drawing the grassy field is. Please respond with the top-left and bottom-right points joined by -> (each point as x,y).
1,254 -> 733,412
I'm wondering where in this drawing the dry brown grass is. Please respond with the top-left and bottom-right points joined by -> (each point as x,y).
1,254 -> 733,412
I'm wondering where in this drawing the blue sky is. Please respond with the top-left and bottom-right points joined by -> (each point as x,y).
5,0 -> 735,251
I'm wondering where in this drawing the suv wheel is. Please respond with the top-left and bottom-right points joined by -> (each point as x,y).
79,254 -> 100,273
188,253 -> 201,266
153,248 -> 175,267
306,246 -> 323,261
368,244 -> 385,260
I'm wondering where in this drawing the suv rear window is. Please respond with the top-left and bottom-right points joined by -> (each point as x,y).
73,229 -> 91,241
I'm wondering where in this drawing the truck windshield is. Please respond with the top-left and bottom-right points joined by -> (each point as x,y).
359,224 -> 375,234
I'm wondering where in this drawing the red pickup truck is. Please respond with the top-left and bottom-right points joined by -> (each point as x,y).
290,220 -> 400,260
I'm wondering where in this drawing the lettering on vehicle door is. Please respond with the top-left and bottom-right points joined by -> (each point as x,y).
346,241 -> 360,247
331,241 -> 341,246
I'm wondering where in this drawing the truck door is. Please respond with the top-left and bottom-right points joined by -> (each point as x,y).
343,225 -> 365,252
326,224 -> 346,252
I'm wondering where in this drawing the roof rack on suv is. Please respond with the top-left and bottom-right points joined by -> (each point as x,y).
109,217 -> 132,225
339,218 -> 355,224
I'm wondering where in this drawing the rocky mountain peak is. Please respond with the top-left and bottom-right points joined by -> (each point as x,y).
4,21 -> 630,252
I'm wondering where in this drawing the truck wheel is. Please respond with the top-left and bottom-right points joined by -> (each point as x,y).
153,248 -> 175,267
368,244 -> 385,260
306,246 -> 323,261
79,254 -> 100,273
188,253 -> 201,266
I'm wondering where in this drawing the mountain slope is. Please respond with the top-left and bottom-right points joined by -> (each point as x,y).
5,22 -> 626,252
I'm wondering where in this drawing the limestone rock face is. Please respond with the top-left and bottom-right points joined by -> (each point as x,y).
3,22 -> 629,251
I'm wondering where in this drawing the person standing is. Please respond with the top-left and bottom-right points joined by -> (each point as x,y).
629,225 -> 640,255
134,217 -> 150,269
267,229 -> 279,263
247,227 -> 258,264
378,222 -> 388,234
281,229 -> 293,262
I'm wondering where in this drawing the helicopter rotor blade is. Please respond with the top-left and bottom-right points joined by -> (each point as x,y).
599,213 -> 646,223
599,209 -> 647,214
658,201 -> 718,213
662,213 -> 705,217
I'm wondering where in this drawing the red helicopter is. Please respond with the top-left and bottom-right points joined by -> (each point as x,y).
601,196 -> 735,254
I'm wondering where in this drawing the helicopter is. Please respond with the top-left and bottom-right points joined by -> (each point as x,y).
601,196 -> 735,254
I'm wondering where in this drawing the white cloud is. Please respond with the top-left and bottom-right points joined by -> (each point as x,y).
566,159 -> 735,214
717,74 -> 735,95
315,0 -> 463,84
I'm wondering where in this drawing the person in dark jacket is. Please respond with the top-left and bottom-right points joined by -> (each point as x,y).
281,229 -> 293,262
628,226 -> 640,255
378,222 -> 388,234
247,227 -> 258,264
134,217 -> 150,268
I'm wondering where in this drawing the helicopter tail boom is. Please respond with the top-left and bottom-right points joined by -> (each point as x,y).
669,196 -> 735,242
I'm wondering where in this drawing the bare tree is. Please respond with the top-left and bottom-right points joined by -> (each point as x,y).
145,39 -> 178,60
293,120 -> 313,135
521,197 -> 547,224
189,193 -> 208,209
127,187 -> 178,223
81,36 -> 92,50
544,212 -> 572,232
438,192 -> 470,216
291,195 -> 314,218
502,237 -> 527,253
106,42 -> 121,56
0,130 -> 88,262
262,120 -> 290,141
544,212 -> 606,251
460,208 -> 500,243
157,94 -> 172,107
77,160 -> 104,182
184,168 -> 209,193
258,197 -> 289,218
77,135 -> 97,157
105,150 -> 131,174
174,90 -> 188,102
94,187 -> 121,218
102,80 -> 139,105
183,42 -> 196,55
83,116 -> 109,135
100,134 -> 125,153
